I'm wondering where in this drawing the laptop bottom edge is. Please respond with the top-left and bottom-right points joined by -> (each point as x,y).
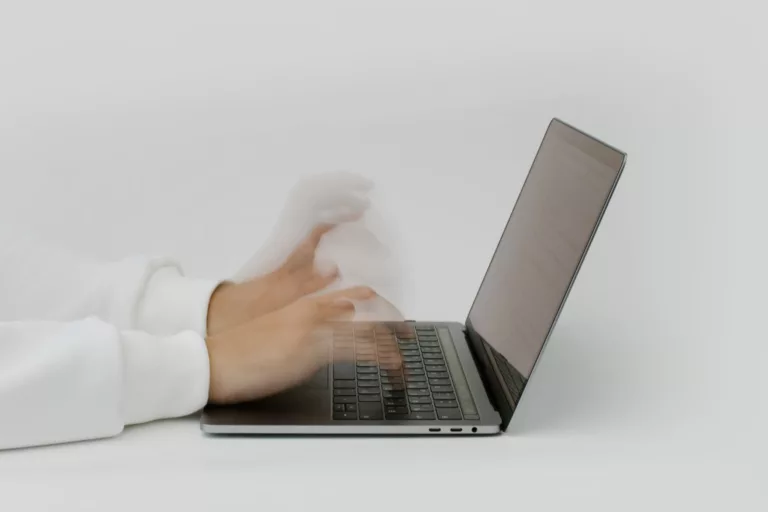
201,423 -> 501,435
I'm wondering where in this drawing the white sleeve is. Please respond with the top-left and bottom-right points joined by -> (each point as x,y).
0,318 -> 210,451
0,222 -> 221,337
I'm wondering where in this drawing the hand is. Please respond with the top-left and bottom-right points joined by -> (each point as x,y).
207,224 -> 343,336
205,286 -> 376,404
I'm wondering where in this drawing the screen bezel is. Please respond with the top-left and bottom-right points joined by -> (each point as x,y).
464,118 -> 627,431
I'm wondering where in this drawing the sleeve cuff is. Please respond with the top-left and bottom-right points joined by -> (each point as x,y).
137,266 -> 222,337
121,330 -> 210,425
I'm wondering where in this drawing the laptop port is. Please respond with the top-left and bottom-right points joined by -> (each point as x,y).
429,428 -> 441,432
450,428 -> 463,433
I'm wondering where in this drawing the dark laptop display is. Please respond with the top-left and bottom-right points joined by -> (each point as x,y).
466,119 -> 625,419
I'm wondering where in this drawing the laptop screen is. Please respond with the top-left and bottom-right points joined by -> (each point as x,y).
467,119 -> 625,383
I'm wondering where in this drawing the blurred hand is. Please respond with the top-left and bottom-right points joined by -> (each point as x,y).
233,171 -> 373,281
207,224 -> 343,336
205,286 -> 376,404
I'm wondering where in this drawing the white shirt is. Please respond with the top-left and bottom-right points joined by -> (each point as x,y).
0,223 -> 220,450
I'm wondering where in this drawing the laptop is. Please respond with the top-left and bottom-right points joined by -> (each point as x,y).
201,118 -> 627,435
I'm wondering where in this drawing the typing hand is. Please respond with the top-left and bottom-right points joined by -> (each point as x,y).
205,286 -> 376,404
206,224 -> 344,336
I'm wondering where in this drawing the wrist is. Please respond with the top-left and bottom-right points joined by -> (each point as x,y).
206,281 -> 236,336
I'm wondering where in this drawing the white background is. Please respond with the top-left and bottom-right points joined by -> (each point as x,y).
0,1 -> 766,510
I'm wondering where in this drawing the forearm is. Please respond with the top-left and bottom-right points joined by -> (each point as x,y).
0,318 -> 209,450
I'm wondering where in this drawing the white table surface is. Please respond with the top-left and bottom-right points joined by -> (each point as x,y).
0,1 -> 765,510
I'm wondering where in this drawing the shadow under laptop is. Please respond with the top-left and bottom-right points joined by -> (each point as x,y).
505,329 -> 629,436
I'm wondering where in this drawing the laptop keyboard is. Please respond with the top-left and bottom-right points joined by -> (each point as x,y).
332,324 -> 466,421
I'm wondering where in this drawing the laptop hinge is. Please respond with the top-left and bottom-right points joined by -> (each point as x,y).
463,320 -> 516,431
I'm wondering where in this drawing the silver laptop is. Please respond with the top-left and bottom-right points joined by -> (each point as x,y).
201,118 -> 627,435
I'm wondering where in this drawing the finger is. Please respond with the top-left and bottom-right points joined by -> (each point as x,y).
317,286 -> 377,304
317,299 -> 357,321
302,267 -> 340,294
307,223 -> 337,249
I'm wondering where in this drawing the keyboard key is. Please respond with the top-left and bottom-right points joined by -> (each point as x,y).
400,350 -> 420,356
383,390 -> 405,398
385,406 -> 409,415
382,384 -> 405,391
404,375 -> 426,382
406,382 -> 428,389
357,381 -> 380,388
380,377 -> 403,384
407,389 -> 430,396
404,362 -> 423,369
426,365 -> 447,372
418,335 -> 438,341
380,369 -> 402,377
384,398 -> 407,406
427,372 -> 448,378
357,367 -> 378,374
346,404 -> 358,412
408,412 -> 436,420
334,381 -> 357,389
359,395 -> 382,402
356,361 -> 377,367
436,408 -> 462,420
421,347 -> 441,353
408,396 -> 432,404
333,404 -> 344,412
422,354 -> 444,361
429,378 -> 452,385
415,326 -> 435,332
434,400 -> 458,408
334,389 -> 356,396
334,363 -> 356,380
402,356 -> 422,363
334,412 -> 357,420
380,363 -> 402,370
358,374 -> 378,381
433,392 -> 456,400
359,388 -> 381,395
410,404 -> 434,412
405,369 -> 425,375
358,403 -> 383,420
431,385 -> 454,393
334,396 -> 357,404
